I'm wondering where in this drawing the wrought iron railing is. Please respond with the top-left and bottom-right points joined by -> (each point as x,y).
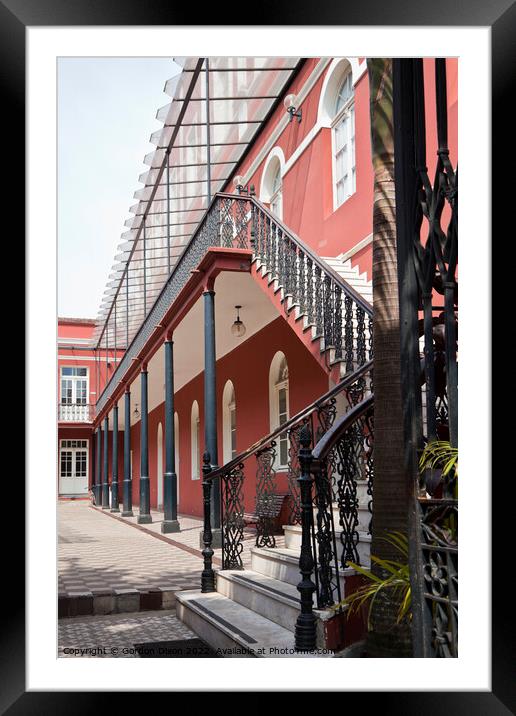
58,403 -> 94,422
96,192 -> 373,415
288,393 -> 375,650
393,58 -> 458,658
205,362 -> 373,573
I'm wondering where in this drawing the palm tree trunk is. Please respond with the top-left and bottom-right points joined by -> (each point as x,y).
366,58 -> 412,657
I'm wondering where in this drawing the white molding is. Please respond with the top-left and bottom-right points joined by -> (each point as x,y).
241,58 -> 332,187
190,400 -> 200,481
338,233 -> 373,262
222,379 -> 236,464
259,147 -> 286,203
273,59 -> 367,181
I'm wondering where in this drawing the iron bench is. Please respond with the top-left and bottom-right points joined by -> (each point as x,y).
242,493 -> 290,535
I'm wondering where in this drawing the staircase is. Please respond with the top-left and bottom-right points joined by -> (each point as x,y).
321,255 -> 373,305
176,550 -> 350,657
174,195 -> 375,655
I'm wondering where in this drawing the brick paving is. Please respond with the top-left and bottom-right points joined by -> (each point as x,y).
58,501 -> 285,595
58,609 -> 196,658
58,502 -> 203,594
58,501 -> 287,657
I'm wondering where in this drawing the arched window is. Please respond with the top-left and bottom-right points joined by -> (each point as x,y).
332,70 -> 356,207
157,422 -> 163,508
269,352 -> 290,468
270,165 -> 283,218
222,380 -> 237,464
174,412 -> 180,505
191,400 -> 200,480
260,149 -> 285,220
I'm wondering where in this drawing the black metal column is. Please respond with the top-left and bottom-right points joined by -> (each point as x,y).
202,288 -> 221,547
122,387 -> 133,517
393,58 -> 432,658
110,403 -> 120,512
102,415 -> 110,508
201,451 -> 216,592
162,339 -> 180,533
294,424 -> 317,651
138,367 -> 152,523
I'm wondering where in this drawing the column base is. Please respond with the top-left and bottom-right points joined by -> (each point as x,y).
161,520 -> 180,534
199,527 -> 222,549
101,505 -> 110,510
121,510 -> 133,517
110,507 -> 120,513
137,514 -> 152,524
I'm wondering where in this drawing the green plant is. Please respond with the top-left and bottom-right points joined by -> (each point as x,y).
336,443 -> 459,630
333,531 -> 411,629
419,440 -> 458,479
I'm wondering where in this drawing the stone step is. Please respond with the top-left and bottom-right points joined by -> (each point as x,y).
283,525 -> 371,567
175,589 -> 332,658
250,545 -> 358,592
217,569 -> 302,633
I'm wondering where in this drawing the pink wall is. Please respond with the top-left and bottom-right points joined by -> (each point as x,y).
228,57 -> 458,281
128,316 -> 328,517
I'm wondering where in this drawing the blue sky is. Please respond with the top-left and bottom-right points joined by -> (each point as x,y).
58,57 -> 181,318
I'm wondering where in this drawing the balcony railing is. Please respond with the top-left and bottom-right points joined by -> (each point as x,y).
58,403 -> 94,422
96,192 -> 373,415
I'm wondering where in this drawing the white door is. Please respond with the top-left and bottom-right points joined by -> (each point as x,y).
157,423 -> 163,509
59,439 -> 89,495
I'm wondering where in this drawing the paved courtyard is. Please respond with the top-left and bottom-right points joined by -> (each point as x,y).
58,609 -> 197,658
58,501 -> 285,594
58,502 -> 205,594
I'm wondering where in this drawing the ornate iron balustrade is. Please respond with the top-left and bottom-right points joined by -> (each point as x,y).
393,58 -> 458,657
58,403 -> 94,422
290,393 -> 375,650
310,394 -> 374,609
96,192 -> 373,416
207,362 -> 373,572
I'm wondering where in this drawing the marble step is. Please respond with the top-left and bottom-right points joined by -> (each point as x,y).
175,589 -> 332,658
250,545 -> 358,593
216,569 -> 302,633
283,525 -> 371,568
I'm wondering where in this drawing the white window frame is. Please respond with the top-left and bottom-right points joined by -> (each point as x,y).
60,366 -> 89,404
331,72 -> 356,210
269,352 -> 290,471
269,166 -> 283,220
222,380 -> 237,464
191,401 -> 200,480
274,379 -> 290,469
59,439 -> 89,481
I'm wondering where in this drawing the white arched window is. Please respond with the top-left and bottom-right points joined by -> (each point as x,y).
270,165 -> 283,218
174,412 -> 180,505
222,380 -> 237,464
157,422 -> 163,508
191,400 -> 200,480
269,352 -> 290,468
332,70 -> 356,207
260,149 -> 285,220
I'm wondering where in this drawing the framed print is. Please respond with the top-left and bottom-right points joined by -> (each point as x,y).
4,0 -> 508,709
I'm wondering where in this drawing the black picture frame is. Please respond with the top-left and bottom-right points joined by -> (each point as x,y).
8,0 -> 508,710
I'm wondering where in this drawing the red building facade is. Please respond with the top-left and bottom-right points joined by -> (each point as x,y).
59,56 -> 458,524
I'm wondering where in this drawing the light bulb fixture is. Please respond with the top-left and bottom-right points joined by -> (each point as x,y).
232,175 -> 255,196
231,305 -> 246,338
133,403 -> 140,419
284,93 -> 302,123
